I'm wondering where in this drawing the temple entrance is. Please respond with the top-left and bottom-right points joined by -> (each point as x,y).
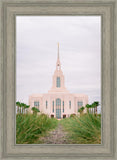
56,98 -> 61,119
51,115 -> 54,118
63,114 -> 66,118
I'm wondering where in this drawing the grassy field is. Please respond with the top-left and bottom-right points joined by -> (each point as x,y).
16,113 -> 101,144
60,114 -> 101,144
16,113 -> 58,144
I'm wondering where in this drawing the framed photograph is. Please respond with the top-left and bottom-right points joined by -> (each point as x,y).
16,16 -> 101,145
0,0 -> 117,159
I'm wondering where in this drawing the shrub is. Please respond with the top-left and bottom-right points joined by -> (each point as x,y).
16,114 -> 58,144
31,107 -> 40,115
61,113 -> 101,144
70,114 -> 76,118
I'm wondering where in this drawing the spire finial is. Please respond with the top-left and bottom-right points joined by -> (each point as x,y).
56,43 -> 61,70
58,42 -> 59,59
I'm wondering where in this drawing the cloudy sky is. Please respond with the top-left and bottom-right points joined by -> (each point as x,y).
16,16 -> 101,111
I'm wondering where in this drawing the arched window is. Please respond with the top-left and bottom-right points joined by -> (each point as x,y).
77,101 -> 83,111
53,101 -> 54,107
56,77 -> 61,88
69,101 -> 71,109
63,101 -> 64,107
52,101 -> 54,112
77,101 -> 83,107
63,101 -> 64,112
46,101 -> 48,109
34,101 -> 39,107
56,99 -> 61,119
56,98 -> 61,106
34,101 -> 39,109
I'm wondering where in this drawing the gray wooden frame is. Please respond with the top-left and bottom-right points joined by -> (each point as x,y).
0,0 -> 117,159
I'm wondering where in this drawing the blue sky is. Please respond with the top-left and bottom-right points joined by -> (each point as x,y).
16,16 -> 101,112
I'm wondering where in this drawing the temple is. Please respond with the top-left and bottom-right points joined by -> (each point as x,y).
29,44 -> 88,118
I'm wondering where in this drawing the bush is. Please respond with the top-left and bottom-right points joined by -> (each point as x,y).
70,114 -> 76,118
61,113 -> 101,144
16,114 -> 58,144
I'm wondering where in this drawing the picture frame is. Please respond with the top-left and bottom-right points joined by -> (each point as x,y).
0,0 -> 116,159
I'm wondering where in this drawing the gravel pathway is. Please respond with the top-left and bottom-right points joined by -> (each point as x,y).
40,123 -> 70,144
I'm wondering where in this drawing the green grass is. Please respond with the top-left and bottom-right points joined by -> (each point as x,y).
16,113 -> 58,144
60,114 -> 101,144
16,113 -> 101,144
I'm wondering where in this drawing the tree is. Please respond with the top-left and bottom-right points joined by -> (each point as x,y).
91,102 -> 95,114
78,106 -> 85,116
16,102 -> 30,114
25,105 -> 30,114
91,102 -> 99,116
16,101 -> 21,114
94,101 -> 99,116
86,104 -> 90,113
21,103 -> 30,114
31,107 -> 40,115
20,103 -> 25,114
23,104 -> 27,114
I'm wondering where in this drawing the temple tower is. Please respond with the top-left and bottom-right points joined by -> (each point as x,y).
48,43 -> 69,93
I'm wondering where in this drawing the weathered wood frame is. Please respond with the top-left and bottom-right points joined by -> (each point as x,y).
0,0 -> 117,159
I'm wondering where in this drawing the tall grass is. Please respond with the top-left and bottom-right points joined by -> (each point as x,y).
60,114 -> 101,144
16,114 -> 58,144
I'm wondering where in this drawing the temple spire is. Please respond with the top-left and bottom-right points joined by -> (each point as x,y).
48,43 -> 69,93
56,43 -> 61,70
58,42 -> 59,59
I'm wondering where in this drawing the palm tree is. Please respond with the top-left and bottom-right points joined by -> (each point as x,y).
78,108 -> 81,114
93,102 -> 96,114
90,104 -> 94,114
20,103 -> 25,114
25,105 -> 30,114
23,103 -> 27,114
94,101 -> 99,116
16,101 -> 21,114
87,104 -> 92,114
78,106 -> 85,116
31,107 -> 40,115
91,102 -> 99,116
86,104 -> 90,113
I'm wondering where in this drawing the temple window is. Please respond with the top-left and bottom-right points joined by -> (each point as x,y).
56,77 -> 61,88
56,98 -> 61,106
34,101 -> 39,109
52,101 -> 54,112
63,106 -> 64,113
34,101 -> 39,106
63,101 -> 64,112
77,101 -> 83,107
46,101 -> 48,109
53,101 -> 54,107
63,101 -> 64,107
77,101 -> 83,111
69,101 -> 71,109
57,64 -> 60,70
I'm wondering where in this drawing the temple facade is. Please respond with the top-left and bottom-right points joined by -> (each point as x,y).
29,44 -> 88,119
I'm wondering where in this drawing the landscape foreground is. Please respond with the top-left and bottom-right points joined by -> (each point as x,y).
16,113 -> 101,144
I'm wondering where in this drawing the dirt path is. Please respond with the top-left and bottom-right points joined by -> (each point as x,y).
39,123 -> 70,144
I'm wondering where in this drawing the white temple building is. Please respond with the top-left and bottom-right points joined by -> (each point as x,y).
29,44 -> 88,119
